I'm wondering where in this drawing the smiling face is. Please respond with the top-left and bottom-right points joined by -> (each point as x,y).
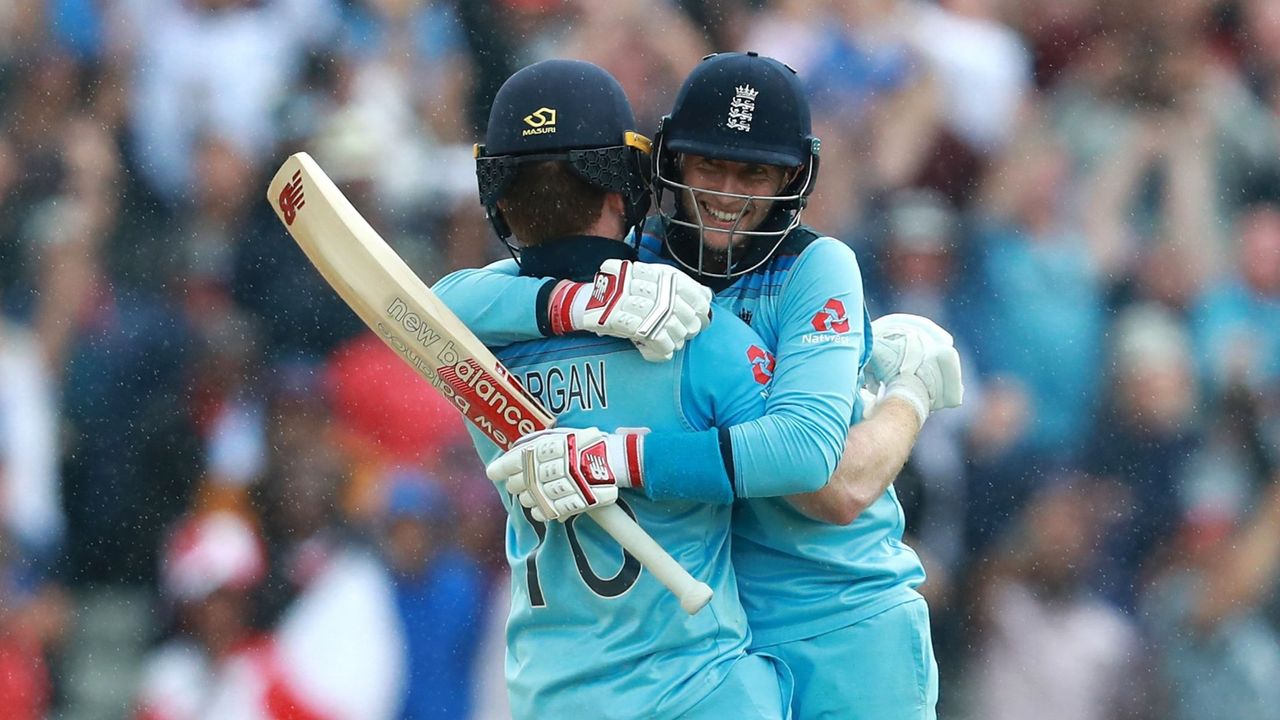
678,154 -> 796,252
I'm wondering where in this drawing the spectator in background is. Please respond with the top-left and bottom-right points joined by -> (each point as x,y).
1242,0 -> 1280,106
0,299 -> 66,720
1049,0 -> 1278,293
244,400 -> 405,720
965,476 -> 1145,720
379,471 -> 486,720
110,0 -> 340,204
1142,384 -> 1280,720
1193,202 -> 1280,394
57,241 -> 202,720
866,188 -> 960,322
0,312 -> 62,559
557,0 -> 708,132
904,0 -> 1032,203
324,0 -> 475,211
0,50 -> 120,366
967,113 -> 1105,464
744,0 -> 945,233
865,188 -> 973,644
0,524 -> 69,720
1086,304 -> 1203,614
909,0 -> 1031,156
189,310 -> 269,498
134,512 -> 266,720
324,333 -> 471,521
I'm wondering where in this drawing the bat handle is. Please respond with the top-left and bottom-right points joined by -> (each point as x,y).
588,504 -> 714,615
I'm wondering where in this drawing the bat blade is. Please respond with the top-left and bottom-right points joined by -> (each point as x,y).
266,153 -> 550,450
266,152 -> 712,614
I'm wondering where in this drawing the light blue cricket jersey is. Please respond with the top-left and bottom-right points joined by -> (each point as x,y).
645,220 -> 927,646
434,220 -> 926,649
436,238 -> 773,719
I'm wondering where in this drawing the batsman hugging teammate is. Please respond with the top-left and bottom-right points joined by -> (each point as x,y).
450,58 -> 810,719
438,54 -> 963,719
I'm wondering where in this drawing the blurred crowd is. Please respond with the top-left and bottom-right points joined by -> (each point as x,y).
1,0 -> 1279,719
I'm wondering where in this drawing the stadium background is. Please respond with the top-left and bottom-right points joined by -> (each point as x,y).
2,0 -> 1279,718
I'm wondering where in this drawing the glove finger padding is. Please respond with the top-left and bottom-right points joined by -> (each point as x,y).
486,449 -> 526,484
670,295 -> 704,340
566,259 -> 711,363
868,313 -> 955,389
634,334 -> 676,362
661,315 -> 692,352
869,327 -> 926,392
873,313 -> 953,347
934,344 -> 964,409
542,478 -> 576,500
670,273 -> 713,333
868,314 -> 965,426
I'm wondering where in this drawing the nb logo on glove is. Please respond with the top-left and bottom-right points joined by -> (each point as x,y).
582,445 -> 613,483
587,273 -> 620,312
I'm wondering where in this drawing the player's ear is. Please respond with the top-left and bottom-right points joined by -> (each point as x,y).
781,166 -> 802,191
600,192 -> 627,236
600,192 -> 627,226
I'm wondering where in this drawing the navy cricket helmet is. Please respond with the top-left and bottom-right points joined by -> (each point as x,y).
475,59 -> 652,247
654,52 -> 821,278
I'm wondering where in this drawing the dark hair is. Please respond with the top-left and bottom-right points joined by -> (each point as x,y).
501,161 -> 608,246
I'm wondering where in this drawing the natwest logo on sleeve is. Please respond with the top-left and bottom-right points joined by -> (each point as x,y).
804,298 -> 855,345
810,298 -> 850,333
747,345 -> 775,385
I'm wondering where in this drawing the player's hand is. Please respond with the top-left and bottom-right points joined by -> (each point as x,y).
867,313 -> 963,426
485,428 -> 645,522
548,259 -> 712,361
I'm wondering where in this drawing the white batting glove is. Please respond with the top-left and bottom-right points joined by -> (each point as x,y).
547,259 -> 712,362
867,313 -> 963,427
485,427 -> 645,523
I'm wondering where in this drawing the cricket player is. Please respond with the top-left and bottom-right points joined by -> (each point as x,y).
437,53 -> 961,719
457,58 -> 795,719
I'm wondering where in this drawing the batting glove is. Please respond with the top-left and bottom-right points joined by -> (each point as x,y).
485,427 -> 645,523
867,313 -> 964,427
547,259 -> 712,362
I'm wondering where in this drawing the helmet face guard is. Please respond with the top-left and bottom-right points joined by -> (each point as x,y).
654,137 -> 818,278
653,52 -> 821,279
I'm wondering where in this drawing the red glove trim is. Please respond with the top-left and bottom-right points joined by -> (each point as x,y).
548,281 -> 585,335
625,433 -> 643,490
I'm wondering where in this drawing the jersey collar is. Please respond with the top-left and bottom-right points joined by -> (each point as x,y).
518,235 -> 638,282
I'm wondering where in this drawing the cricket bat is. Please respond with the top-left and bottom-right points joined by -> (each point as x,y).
266,152 -> 712,614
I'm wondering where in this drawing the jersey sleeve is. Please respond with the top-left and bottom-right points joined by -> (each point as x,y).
640,314 -> 769,504
430,259 -> 555,347
728,239 -> 867,497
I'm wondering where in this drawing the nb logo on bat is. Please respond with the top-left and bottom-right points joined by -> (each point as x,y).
278,169 -> 306,226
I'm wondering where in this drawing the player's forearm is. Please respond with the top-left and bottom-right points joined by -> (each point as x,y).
786,398 -> 920,525
432,265 -> 554,346
728,407 -> 848,498
640,409 -> 845,505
